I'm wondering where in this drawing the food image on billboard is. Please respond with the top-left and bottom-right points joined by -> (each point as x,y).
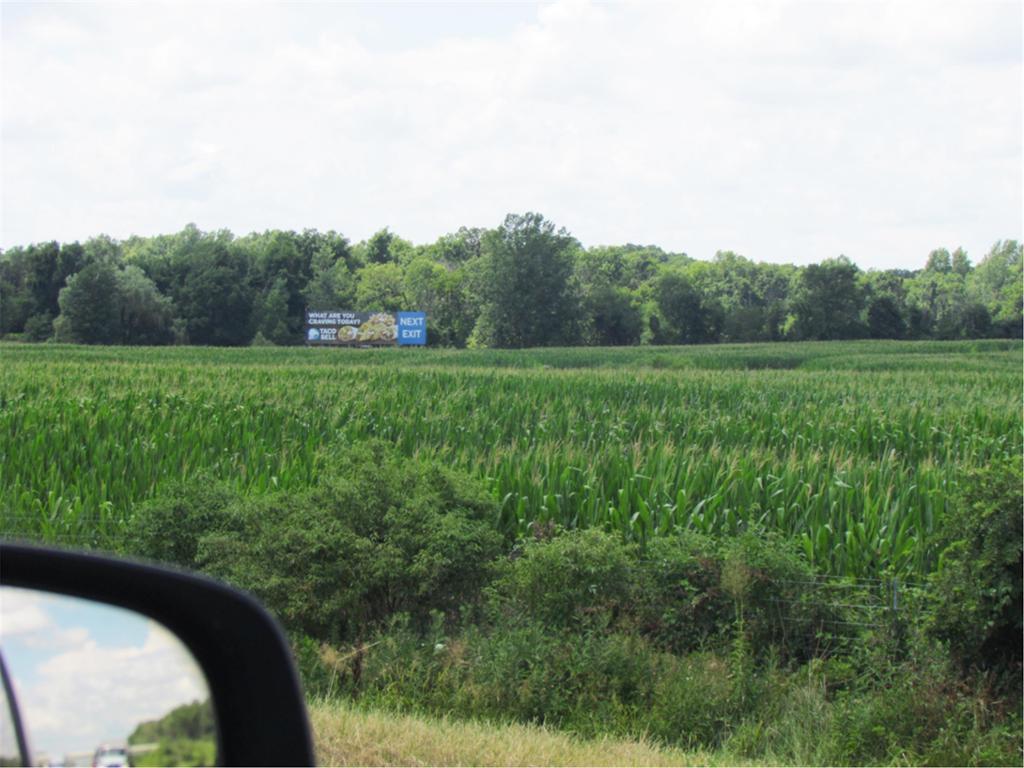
305,311 -> 424,346
358,312 -> 397,342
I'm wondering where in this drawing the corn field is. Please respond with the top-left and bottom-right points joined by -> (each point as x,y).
1,340 -> 1020,578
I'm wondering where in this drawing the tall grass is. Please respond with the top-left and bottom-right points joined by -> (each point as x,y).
1,340 -> 1019,577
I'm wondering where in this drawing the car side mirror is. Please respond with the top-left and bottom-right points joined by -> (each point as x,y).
0,543 -> 315,767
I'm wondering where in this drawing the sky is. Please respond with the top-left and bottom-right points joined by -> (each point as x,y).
0,587 -> 209,762
1,1 -> 1021,270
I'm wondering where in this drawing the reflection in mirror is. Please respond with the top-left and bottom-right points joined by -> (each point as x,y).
1,651 -> 28,767
0,587 -> 215,767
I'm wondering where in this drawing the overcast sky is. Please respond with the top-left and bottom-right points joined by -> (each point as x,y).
1,1 -> 1021,269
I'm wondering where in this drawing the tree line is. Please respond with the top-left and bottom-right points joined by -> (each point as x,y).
1,212 -> 1020,347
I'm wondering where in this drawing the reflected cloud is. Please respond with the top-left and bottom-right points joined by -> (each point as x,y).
0,587 -> 210,762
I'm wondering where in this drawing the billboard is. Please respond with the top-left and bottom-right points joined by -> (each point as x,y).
305,311 -> 427,346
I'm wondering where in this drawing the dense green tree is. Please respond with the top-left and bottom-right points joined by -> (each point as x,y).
472,213 -> 581,348
178,238 -> 253,346
116,265 -> 174,345
82,234 -> 123,265
25,241 -> 63,318
294,229 -> 354,274
686,252 -> 793,342
243,230 -> 310,342
404,257 -> 476,346
959,302 -> 992,338
254,276 -> 291,344
304,243 -> 356,310
3,222 -> 1018,347
359,228 -> 414,265
22,312 -> 54,341
969,240 -> 1022,337
582,284 -> 643,346
355,262 -> 406,312
578,244 -> 689,293
924,248 -> 952,274
575,246 -> 647,346
906,268 -> 969,339
0,247 -> 36,334
866,295 -> 906,339
653,269 -> 723,344
788,257 -> 866,340
363,229 -> 393,265
951,247 -> 971,277
57,261 -> 122,343
427,227 -> 485,266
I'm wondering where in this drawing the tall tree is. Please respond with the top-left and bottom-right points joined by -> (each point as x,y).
355,263 -> 406,312
652,269 -> 722,344
583,284 -> 643,346
116,265 -> 174,345
403,257 -> 476,347
304,243 -> 356,310
906,266 -> 969,339
255,276 -> 292,344
472,213 -> 581,348
359,228 -> 414,265
969,240 -> 1022,337
57,261 -> 122,344
178,237 -> 253,346
787,257 -> 866,340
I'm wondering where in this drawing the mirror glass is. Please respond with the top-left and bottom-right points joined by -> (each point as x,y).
0,587 -> 215,767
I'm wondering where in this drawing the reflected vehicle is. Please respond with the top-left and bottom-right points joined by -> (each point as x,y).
91,746 -> 129,768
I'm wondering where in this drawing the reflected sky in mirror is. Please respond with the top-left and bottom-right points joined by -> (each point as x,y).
0,586 -> 210,763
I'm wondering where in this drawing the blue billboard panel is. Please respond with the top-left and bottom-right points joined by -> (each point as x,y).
397,312 -> 427,346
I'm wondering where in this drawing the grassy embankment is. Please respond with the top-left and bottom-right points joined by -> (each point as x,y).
309,700 -> 727,767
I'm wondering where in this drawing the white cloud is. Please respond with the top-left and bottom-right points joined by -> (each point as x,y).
0,590 -> 54,636
1,0 -> 1020,268
20,621 -> 206,755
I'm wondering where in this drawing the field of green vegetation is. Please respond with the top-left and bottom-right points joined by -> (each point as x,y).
2,339 -> 1021,765
1,339 -> 1019,578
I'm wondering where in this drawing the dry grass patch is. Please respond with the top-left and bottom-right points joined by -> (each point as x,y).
310,700 -> 731,767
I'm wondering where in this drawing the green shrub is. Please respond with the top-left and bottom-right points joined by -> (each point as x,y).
459,625 -> 656,736
647,652 -> 738,748
486,528 -> 636,630
125,478 -> 236,568
195,443 -> 503,641
716,530 -> 843,663
632,532 -> 731,653
831,643 -> 1018,766
928,458 -> 1023,679
724,669 -> 839,764
197,492 -> 372,641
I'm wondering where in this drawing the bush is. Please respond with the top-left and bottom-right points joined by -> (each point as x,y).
832,641 -> 1023,766
716,530 -> 842,663
647,652 -> 739,748
194,443 -> 503,641
486,528 -> 636,630
632,532 -> 732,654
197,492 -> 373,641
928,458 -> 1023,679
125,478 -> 236,568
